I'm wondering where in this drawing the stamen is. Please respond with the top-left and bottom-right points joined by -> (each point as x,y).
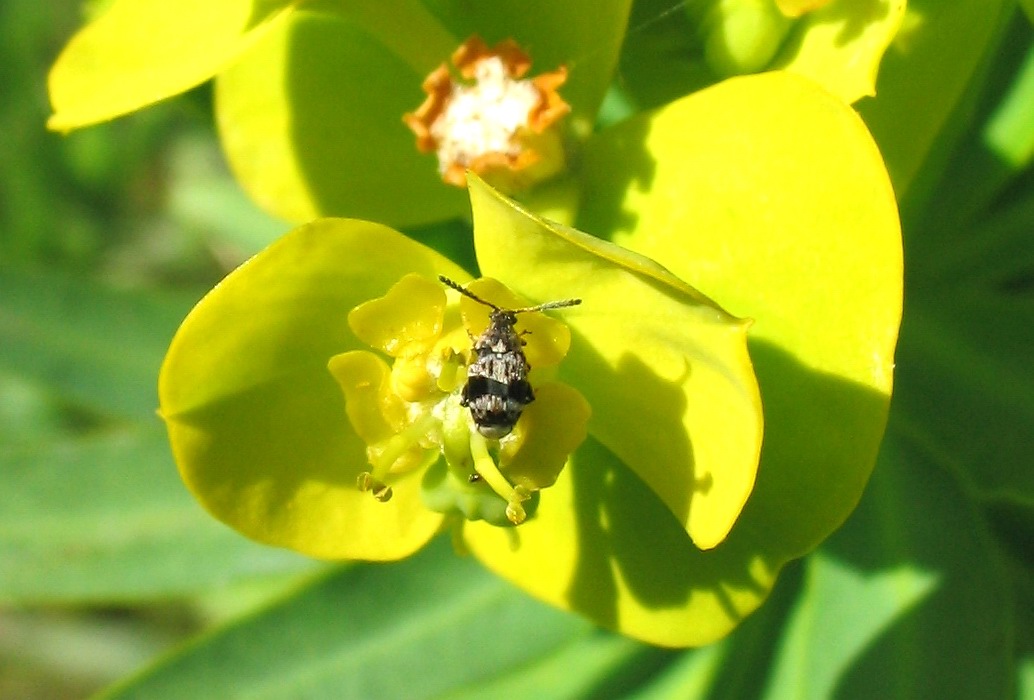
469,431 -> 530,524
357,472 -> 393,502
360,414 -> 438,502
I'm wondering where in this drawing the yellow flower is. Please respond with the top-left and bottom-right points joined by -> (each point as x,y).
331,273 -> 590,526
158,174 -> 768,645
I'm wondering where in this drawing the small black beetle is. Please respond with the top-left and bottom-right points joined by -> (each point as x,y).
439,276 -> 581,438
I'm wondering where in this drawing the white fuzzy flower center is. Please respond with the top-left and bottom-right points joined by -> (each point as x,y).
430,57 -> 540,172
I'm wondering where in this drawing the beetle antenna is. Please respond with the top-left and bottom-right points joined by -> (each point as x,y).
438,275 -> 501,311
439,275 -> 580,315
512,298 -> 582,314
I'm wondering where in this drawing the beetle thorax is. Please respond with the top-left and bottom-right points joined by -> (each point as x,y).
475,311 -> 522,354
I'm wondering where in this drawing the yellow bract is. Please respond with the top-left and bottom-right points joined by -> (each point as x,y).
158,219 -> 464,561
774,0 -> 835,18
48,0 -> 293,130
776,0 -> 908,103
468,175 -> 763,550
580,70 -> 901,563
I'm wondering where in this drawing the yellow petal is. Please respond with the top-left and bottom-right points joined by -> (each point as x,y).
348,274 -> 446,358
159,219 -> 468,560
469,174 -> 763,550
775,0 -> 908,102
49,0 -> 293,130
500,382 -> 591,492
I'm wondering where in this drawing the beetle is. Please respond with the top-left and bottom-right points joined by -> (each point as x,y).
439,275 -> 580,438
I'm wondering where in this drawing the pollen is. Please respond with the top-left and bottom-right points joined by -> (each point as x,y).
404,36 -> 570,189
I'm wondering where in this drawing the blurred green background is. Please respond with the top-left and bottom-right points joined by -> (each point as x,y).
3,0 -> 1034,698
1,0 -> 320,696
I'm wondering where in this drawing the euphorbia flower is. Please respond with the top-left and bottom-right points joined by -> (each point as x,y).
334,271 -> 591,526
54,1 -> 903,644
160,172 -> 766,645
159,67 -> 904,647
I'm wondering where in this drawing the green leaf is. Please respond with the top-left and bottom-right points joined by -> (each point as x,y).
165,134 -> 290,256
440,633 -> 675,700
982,36 -> 1034,171
0,427 -> 313,604
1022,0 -> 1034,25
0,265 -> 197,422
888,30 -> 1034,510
893,287 -> 1034,507
763,425 -> 1014,699
624,644 -> 727,699
579,71 -> 901,560
856,0 -> 1013,199
611,0 -> 713,114
48,0 -> 295,130
159,219 -> 471,560
101,539 -> 597,699
903,27 -> 1034,239
0,607 -> 182,694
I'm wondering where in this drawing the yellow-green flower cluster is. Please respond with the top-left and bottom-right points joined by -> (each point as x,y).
331,273 -> 589,526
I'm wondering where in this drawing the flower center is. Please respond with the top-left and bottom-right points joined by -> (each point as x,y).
330,274 -> 590,527
403,36 -> 570,191
430,57 -> 541,174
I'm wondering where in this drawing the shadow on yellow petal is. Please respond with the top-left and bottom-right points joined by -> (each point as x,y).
216,8 -> 469,226
464,437 -> 773,648
49,0 -> 294,130
469,174 -> 763,552
579,72 -> 902,575
467,344 -> 887,646
773,0 -> 907,103
159,219 -> 470,560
